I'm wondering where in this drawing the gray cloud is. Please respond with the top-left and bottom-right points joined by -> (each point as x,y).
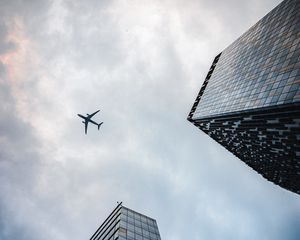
0,0 -> 299,240
0,83 -> 43,240
0,23 -> 15,55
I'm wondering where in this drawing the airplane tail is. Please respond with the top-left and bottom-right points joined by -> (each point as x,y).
98,122 -> 103,130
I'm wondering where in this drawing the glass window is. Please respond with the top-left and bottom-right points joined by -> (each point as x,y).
191,0 -> 300,120
118,227 -> 127,237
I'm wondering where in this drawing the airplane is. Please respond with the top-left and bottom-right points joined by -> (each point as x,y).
77,110 -> 103,134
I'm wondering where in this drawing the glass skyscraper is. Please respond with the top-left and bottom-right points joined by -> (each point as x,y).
90,203 -> 161,240
188,0 -> 300,194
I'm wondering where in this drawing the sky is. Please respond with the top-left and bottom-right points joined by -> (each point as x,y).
0,0 -> 300,239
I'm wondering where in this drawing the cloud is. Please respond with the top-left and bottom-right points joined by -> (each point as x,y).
0,0 -> 299,240
0,79 -> 44,240
0,23 -> 16,55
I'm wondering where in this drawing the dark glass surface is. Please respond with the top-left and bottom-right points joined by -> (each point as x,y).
193,0 -> 300,120
90,205 -> 161,240
117,207 -> 161,240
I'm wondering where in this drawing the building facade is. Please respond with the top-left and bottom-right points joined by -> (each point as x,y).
90,203 -> 161,240
188,0 -> 300,194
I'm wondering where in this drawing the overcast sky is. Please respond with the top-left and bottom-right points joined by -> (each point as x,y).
0,0 -> 300,239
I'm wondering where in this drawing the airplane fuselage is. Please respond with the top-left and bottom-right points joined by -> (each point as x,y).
77,110 -> 103,134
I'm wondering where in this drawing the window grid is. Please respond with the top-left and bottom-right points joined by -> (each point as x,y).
193,0 -> 300,119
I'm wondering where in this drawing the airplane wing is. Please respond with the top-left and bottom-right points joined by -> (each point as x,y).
85,121 -> 88,134
78,114 -> 87,120
89,119 -> 99,126
88,110 -> 100,119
